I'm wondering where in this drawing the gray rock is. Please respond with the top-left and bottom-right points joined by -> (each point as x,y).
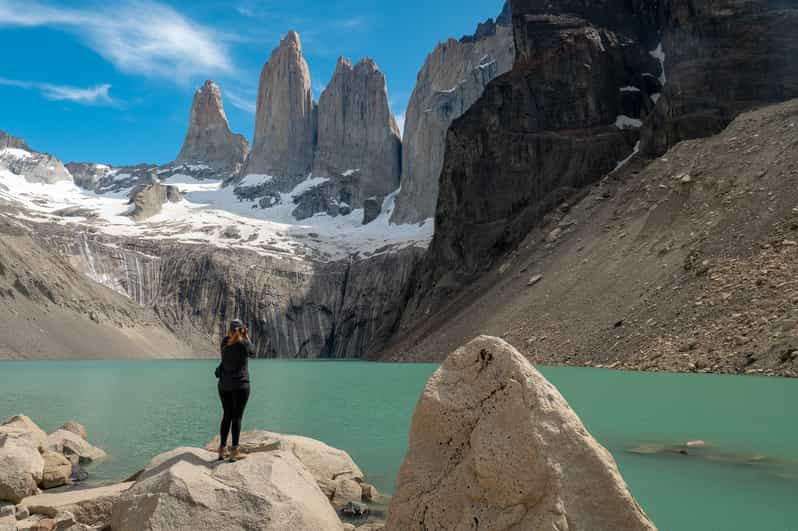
362,197 -> 382,225
243,31 -> 316,181
175,80 -> 249,174
314,57 -> 401,203
0,130 -> 30,150
43,430 -> 106,467
127,181 -> 182,221
340,501 -> 369,518
390,3 -> 514,224
0,143 -> 72,185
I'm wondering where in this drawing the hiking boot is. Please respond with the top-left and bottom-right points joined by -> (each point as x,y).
229,446 -> 244,461
218,446 -> 227,461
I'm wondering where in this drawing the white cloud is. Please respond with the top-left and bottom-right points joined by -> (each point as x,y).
0,0 -> 233,83
0,77 -> 118,106
225,89 -> 256,114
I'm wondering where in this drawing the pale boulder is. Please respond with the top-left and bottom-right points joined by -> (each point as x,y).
58,423 -> 87,441
0,433 -> 44,503
205,430 -> 364,485
39,451 -> 71,490
385,335 -> 656,531
111,449 -> 343,531
44,430 -> 106,466
22,482 -> 132,527
1,415 -> 47,448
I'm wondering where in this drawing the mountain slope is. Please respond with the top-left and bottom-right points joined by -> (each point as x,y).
381,98 -> 798,377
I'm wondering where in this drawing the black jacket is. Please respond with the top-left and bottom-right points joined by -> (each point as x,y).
216,337 -> 254,391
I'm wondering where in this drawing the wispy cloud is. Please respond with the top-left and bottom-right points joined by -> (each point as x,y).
0,77 -> 118,106
225,89 -> 256,114
0,0 -> 233,83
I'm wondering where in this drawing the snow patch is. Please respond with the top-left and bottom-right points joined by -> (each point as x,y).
1,147 -> 33,160
650,93 -> 661,104
612,141 -> 641,173
650,43 -> 667,85
615,115 -> 643,130
237,173 -> 274,188
620,86 -> 641,93
342,169 -> 360,177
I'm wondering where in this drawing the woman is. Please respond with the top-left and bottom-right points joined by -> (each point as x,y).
215,319 -> 255,460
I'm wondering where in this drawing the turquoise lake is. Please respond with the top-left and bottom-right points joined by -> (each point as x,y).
1,360 -> 796,530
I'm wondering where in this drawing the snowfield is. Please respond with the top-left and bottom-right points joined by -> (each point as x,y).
0,149 -> 433,262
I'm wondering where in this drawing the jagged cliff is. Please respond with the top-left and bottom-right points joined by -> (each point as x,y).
390,2 -> 515,225
380,0 -> 798,377
175,80 -> 249,175
243,31 -> 316,183
313,57 -> 402,205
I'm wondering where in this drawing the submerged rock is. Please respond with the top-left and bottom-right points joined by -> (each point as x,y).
385,335 -> 656,530
111,448 -> 343,531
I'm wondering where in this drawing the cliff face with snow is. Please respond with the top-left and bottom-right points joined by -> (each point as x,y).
390,2 -> 515,225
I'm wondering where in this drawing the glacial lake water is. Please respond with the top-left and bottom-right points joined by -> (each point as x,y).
1,360 -> 797,530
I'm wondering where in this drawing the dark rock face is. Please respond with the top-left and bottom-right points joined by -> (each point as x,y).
362,197 -> 381,225
388,0 -> 798,352
425,11 -> 650,282
641,0 -> 798,155
313,57 -> 401,204
175,80 -> 249,174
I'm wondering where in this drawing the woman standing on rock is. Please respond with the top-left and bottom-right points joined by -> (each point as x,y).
215,319 -> 255,460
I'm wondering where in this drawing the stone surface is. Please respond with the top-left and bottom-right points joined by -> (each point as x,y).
23,482 -> 131,527
127,180 -> 182,221
390,2 -> 515,224
314,57 -> 401,203
385,335 -> 655,530
57,424 -> 86,441
0,432 -> 44,503
1,416 -> 47,449
44,430 -> 106,466
0,144 -> 72,185
39,452 -> 71,490
243,31 -> 316,181
330,477 -> 362,508
362,197 -> 381,225
111,449 -> 343,531
205,431 -> 364,485
360,482 -> 379,503
176,80 -> 249,174
641,0 -> 798,156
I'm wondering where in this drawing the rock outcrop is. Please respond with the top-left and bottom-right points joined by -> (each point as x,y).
385,336 -> 656,530
0,430 -> 43,503
0,130 -> 30,150
111,448 -> 344,531
390,2 -> 515,224
175,80 -> 249,175
0,136 -> 72,185
127,180 -> 182,221
243,31 -> 316,183
313,57 -> 401,203
22,482 -> 132,528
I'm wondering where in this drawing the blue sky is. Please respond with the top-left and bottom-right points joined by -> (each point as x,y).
0,0 -> 506,166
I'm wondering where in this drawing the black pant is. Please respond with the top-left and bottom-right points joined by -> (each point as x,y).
218,386 -> 250,448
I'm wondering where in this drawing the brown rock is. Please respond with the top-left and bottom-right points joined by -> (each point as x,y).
39,452 -> 71,490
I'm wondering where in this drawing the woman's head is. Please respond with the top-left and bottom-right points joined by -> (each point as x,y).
228,319 -> 247,343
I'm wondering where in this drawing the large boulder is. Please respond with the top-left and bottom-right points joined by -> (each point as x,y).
385,335 -> 656,530
0,432 -> 44,503
0,415 -> 47,449
39,451 -> 72,490
22,482 -> 132,527
44,430 -> 106,466
127,180 -> 183,221
58,423 -> 87,441
111,449 -> 343,531
205,431 -> 364,485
